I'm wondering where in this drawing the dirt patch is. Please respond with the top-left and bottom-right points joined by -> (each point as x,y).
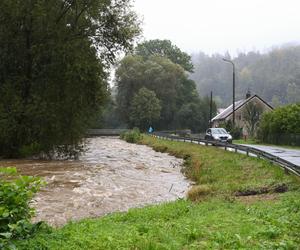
235,183 -> 288,197
237,193 -> 279,204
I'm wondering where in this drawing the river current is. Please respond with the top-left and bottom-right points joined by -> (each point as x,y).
0,137 -> 189,226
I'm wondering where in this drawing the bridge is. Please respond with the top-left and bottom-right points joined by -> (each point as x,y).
86,129 -> 129,136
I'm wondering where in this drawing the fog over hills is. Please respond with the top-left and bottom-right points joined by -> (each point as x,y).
190,45 -> 300,107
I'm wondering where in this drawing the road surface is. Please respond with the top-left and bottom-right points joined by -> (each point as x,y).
241,144 -> 300,167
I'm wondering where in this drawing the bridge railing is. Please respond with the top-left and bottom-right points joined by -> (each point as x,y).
86,129 -> 129,136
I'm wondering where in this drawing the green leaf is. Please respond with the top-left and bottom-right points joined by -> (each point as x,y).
0,232 -> 12,239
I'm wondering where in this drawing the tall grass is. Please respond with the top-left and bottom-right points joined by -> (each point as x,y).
15,135 -> 300,249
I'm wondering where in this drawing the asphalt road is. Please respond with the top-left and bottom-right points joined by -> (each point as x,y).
241,144 -> 300,167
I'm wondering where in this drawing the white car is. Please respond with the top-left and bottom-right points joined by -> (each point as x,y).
205,128 -> 232,143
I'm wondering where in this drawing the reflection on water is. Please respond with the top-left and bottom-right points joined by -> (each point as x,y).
0,137 -> 189,226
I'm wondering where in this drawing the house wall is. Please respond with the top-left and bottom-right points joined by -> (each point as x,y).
212,120 -> 224,128
224,96 -> 273,136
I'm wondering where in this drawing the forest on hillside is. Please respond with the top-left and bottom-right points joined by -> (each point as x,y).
190,45 -> 300,108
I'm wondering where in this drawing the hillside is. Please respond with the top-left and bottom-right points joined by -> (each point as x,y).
190,45 -> 300,107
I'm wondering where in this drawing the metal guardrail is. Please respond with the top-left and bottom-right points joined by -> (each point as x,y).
151,132 -> 300,177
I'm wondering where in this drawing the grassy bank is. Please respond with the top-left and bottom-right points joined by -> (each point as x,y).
15,135 -> 300,249
142,136 -> 299,197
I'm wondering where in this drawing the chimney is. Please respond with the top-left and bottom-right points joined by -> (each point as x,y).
246,89 -> 251,99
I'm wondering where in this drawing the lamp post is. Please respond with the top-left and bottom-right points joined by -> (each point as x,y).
209,91 -> 213,127
222,58 -> 236,127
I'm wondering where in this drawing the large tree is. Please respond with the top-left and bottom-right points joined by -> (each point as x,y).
135,39 -> 194,72
243,102 -> 263,137
129,87 -> 161,130
116,52 -> 216,132
0,0 -> 140,157
116,55 -> 189,129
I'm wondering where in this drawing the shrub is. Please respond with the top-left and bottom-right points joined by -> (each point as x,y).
187,185 -> 212,201
257,103 -> 300,145
19,142 -> 42,158
230,126 -> 242,140
0,167 -> 44,249
120,128 -> 142,143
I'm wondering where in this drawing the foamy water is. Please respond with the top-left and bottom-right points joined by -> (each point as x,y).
0,137 -> 189,226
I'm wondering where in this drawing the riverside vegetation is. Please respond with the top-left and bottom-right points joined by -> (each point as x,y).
0,168 -> 44,249
14,135 -> 300,249
120,128 -> 142,143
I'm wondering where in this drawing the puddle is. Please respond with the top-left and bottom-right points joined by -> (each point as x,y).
273,150 -> 285,154
0,137 -> 189,226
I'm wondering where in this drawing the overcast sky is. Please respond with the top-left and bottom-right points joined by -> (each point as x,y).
133,0 -> 300,56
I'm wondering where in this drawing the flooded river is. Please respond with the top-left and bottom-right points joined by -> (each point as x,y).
0,137 -> 189,226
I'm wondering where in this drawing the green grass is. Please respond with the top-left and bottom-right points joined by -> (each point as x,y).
233,139 -> 259,145
142,136 -> 298,195
15,135 -> 300,249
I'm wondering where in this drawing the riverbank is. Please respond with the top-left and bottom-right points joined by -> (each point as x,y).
15,135 -> 300,249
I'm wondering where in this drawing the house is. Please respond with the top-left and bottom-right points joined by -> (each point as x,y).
211,92 -> 273,136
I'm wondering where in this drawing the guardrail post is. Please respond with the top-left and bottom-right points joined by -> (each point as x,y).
246,149 -> 249,156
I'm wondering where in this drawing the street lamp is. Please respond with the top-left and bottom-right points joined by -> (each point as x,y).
222,58 -> 236,127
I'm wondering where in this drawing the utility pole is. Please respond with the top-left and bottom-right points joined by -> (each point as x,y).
209,91 -> 213,127
222,58 -> 236,127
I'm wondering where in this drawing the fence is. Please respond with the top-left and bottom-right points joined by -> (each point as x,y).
260,133 -> 300,147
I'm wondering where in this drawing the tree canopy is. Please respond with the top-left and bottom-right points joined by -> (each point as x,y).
135,39 -> 194,72
116,55 -> 185,129
129,87 -> 161,130
0,0 -> 140,157
116,41 -> 216,132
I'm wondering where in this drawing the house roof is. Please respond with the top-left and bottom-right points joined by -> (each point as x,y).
212,94 -> 273,122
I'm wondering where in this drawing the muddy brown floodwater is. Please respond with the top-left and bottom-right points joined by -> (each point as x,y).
0,137 -> 190,226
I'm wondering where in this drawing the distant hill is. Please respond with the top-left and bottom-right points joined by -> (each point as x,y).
190,45 -> 300,107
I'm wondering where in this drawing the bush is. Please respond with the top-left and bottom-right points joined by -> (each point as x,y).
0,167 -> 44,249
19,142 -> 42,158
120,128 -> 142,143
230,126 -> 242,140
258,103 -> 300,146
187,185 -> 212,201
